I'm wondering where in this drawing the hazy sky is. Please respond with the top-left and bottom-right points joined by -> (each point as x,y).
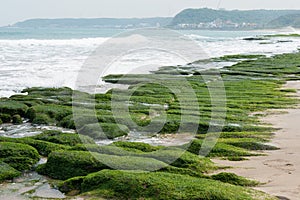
1,0 -> 300,26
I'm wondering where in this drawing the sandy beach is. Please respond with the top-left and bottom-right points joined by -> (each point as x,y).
212,81 -> 300,200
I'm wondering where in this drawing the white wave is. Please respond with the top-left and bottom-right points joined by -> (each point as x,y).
184,34 -> 213,40
195,37 -> 300,58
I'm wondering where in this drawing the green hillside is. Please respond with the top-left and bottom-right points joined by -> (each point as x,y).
267,14 -> 300,28
13,17 -> 172,28
171,8 -> 300,29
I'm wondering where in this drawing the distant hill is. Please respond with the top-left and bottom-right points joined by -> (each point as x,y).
11,9 -> 300,30
13,18 -> 173,29
171,8 -> 300,29
266,14 -> 300,28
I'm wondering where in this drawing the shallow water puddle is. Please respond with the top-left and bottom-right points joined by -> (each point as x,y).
96,131 -> 195,146
0,172 -> 65,199
0,122 -> 75,138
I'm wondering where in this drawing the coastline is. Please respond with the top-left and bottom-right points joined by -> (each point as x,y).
2,6 -> 300,199
212,81 -> 300,200
249,27 -> 300,33
1,51 -> 300,199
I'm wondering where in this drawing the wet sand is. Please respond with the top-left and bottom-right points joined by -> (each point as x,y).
212,81 -> 300,200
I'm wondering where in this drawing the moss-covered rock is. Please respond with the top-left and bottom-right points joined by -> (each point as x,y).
22,87 -> 73,95
143,148 -> 217,173
26,104 -> 72,126
37,150 -> 167,180
0,136 -> 69,156
0,162 -> 21,182
58,114 -> 75,129
1,157 -> 36,171
211,172 -> 259,187
0,142 -> 40,171
36,151 -> 105,180
32,130 -> 96,146
220,138 -> 279,151
158,166 -> 206,178
31,104 -> 72,121
32,113 -> 53,125
61,114 -> 96,130
70,144 -> 138,156
12,114 -> 22,124
25,107 -> 36,121
71,143 -> 217,173
111,141 -> 161,152
92,153 -> 168,172
0,100 -> 28,116
59,170 -> 275,200
0,114 -> 11,123
0,142 -> 39,161
227,156 -> 248,161
58,176 -> 85,195
186,139 -> 255,157
19,138 -> 69,156
78,123 -> 129,139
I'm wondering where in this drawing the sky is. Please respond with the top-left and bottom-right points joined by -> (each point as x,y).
1,0 -> 300,26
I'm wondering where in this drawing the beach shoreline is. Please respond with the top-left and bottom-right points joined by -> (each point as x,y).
212,81 -> 300,200
1,50 -> 300,199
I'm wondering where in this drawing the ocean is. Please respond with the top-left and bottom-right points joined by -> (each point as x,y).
1,27 -> 300,97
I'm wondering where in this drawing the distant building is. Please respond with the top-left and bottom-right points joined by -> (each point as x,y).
176,19 -> 258,30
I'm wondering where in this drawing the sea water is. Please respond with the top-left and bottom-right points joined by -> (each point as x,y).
0,27 -> 300,97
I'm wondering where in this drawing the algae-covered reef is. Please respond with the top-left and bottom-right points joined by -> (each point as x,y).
1,52 -> 300,199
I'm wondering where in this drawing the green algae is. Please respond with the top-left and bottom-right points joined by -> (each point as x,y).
59,170 -> 276,200
1,51 -> 300,199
